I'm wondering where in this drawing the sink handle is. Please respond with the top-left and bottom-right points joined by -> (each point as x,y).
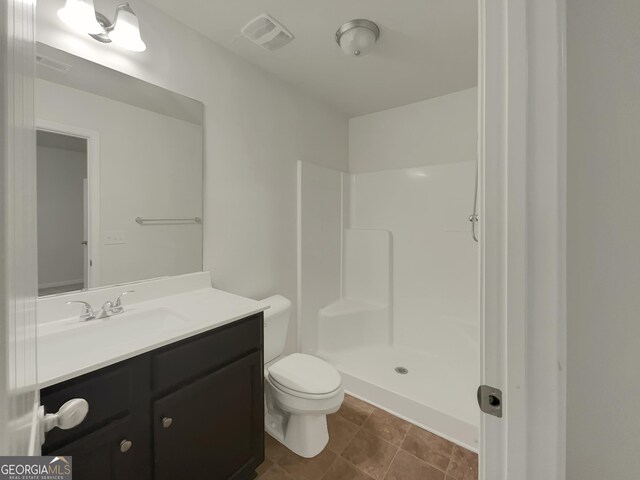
66,301 -> 96,321
114,290 -> 135,308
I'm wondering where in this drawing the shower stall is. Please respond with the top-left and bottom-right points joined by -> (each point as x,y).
298,88 -> 479,451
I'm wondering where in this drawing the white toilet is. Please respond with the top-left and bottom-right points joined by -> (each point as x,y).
261,295 -> 344,458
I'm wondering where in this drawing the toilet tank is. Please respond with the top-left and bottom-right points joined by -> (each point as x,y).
260,295 -> 292,363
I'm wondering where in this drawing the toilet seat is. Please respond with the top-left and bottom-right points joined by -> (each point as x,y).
268,375 -> 341,400
267,353 -> 342,398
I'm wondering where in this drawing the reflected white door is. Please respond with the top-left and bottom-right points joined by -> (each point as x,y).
83,178 -> 89,289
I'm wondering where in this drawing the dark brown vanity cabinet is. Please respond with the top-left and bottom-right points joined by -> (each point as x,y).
154,352 -> 263,480
41,313 -> 264,480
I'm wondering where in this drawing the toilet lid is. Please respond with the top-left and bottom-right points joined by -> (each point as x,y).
268,353 -> 341,395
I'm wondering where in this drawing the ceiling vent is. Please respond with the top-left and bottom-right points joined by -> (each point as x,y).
241,14 -> 294,51
36,54 -> 71,73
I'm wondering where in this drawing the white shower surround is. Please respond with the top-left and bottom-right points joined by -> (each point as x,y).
298,160 -> 479,450
298,89 -> 480,450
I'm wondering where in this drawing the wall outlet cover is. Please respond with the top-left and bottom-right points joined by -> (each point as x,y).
104,230 -> 126,245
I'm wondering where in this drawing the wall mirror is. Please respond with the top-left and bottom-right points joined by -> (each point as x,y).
36,43 -> 204,297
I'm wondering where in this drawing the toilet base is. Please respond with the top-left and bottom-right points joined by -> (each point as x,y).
265,412 -> 329,458
263,356 -> 344,459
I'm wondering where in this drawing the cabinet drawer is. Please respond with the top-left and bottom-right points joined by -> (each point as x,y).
152,313 -> 263,394
42,362 -> 136,451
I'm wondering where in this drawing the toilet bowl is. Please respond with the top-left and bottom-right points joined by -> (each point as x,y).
261,296 -> 344,458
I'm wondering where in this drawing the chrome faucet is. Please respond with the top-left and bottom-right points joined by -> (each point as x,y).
112,290 -> 134,314
97,300 -> 116,319
97,290 -> 135,318
66,301 -> 96,322
66,290 -> 135,321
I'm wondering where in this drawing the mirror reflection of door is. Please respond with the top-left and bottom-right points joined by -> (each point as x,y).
37,130 -> 88,296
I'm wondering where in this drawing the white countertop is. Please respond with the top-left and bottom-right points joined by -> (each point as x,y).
38,284 -> 266,389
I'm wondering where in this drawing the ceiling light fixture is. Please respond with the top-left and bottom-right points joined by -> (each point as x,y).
58,1 -> 146,52
335,19 -> 380,57
57,0 -> 103,35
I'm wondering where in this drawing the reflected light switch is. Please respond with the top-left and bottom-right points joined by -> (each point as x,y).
104,230 -> 126,245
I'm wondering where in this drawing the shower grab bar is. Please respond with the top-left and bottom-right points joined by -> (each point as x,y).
135,217 -> 202,225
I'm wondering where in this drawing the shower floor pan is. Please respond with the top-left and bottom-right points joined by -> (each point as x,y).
316,344 -> 479,451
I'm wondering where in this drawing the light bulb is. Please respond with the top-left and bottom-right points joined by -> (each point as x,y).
57,0 -> 103,35
109,5 -> 146,52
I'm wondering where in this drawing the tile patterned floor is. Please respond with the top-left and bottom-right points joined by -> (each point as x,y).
258,394 -> 478,480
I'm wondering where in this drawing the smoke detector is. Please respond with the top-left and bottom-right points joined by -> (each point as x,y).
241,13 -> 294,51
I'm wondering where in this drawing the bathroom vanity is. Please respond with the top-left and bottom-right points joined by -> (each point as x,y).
37,274 -> 267,480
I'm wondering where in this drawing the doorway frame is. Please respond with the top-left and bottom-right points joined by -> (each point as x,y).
36,120 -> 100,290
1,0 -> 39,455
0,0 -> 569,473
479,0 -> 567,479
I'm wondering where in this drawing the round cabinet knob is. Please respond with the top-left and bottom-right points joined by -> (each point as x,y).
161,417 -> 173,429
120,439 -> 133,453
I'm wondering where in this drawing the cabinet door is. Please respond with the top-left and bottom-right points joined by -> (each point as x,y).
47,417 -> 150,480
153,351 -> 264,480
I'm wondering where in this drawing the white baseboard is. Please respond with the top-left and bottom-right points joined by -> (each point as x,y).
39,278 -> 84,289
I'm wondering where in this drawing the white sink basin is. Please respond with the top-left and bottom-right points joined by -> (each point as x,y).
36,281 -> 267,388
38,307 -> 190,353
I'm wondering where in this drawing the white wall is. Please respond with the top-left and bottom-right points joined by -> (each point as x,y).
36,79 -> 203,287
567,1 -> 640,479
37,145 -> 86,287
37,0 -> 349,352
349,88 -> 477,173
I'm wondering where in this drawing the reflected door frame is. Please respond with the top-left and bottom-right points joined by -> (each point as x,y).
36,120 -> 100,289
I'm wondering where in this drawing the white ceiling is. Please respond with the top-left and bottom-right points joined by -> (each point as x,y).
146,0 -> 478,117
